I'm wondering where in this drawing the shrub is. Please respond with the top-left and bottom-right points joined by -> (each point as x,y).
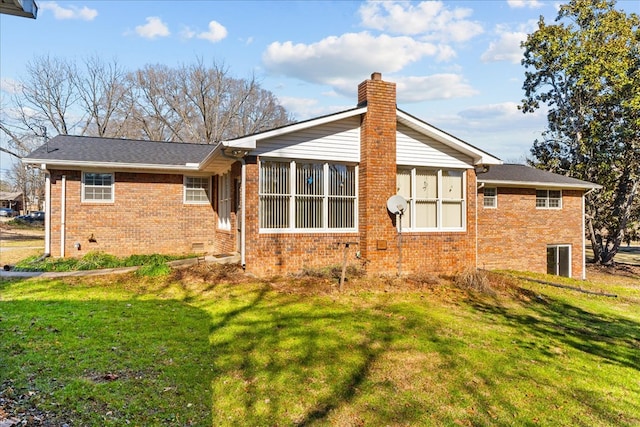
454,268 -> 494,295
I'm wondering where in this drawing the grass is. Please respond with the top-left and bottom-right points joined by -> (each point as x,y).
1,265 -> 639,426
11,251 -> 186,273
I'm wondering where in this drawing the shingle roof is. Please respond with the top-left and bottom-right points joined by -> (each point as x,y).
23,135 -> 215,167
477,164 -> 601,189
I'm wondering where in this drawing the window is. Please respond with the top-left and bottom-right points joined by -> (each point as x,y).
82,172 -> 113,202
547,245 -> 571,277
218,172 -> 231,230
396,168 -> 465,230
483,187 -> 497,208
184,176 -> 211,204
259,160 -> 357,231
536,189 -> 562,209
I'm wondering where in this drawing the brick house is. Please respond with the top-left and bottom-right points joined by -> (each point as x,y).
23,73 -> 599,279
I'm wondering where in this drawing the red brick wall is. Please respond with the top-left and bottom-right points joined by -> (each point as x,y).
477,187 -> 585,278
47,169 -> 237,258
242,74 -> 477,277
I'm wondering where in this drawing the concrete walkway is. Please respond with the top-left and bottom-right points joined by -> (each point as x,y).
0,254 -> 240,279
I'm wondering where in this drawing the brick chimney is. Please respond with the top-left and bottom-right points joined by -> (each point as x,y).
358,72 -> 399,273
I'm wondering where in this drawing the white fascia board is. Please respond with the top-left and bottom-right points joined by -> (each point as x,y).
222,107 -> 367,148
397,110 -> 502,166
23,158 -> 201,173
478,179 -> 602,190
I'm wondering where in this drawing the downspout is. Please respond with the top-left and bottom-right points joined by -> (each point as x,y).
240,159 -> 246,269
476,182 -> 484,271
60,174 -> 66,257
42,166 -> 51,256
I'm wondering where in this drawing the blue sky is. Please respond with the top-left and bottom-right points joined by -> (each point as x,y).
1,0 -> 639,173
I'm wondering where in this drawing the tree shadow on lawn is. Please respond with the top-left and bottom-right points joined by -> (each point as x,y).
467,288 -> 640,372
206,285 -> 442,426
0,294 -> 215,426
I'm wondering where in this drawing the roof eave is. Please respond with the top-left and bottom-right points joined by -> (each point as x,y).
478,178 -> 602,190
23,158 -> 201,172
223,107 -> 367,148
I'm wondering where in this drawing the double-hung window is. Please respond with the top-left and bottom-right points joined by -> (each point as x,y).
218,172 -> 231,230
184,176 -> 211,204
536,189 -> 561,209
483,187 -> 497,208
259,160 -> 357,232
82,172 -> 114,202
396,167 -> 465,230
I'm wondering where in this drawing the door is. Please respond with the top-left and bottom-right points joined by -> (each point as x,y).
547,245 -> 571,277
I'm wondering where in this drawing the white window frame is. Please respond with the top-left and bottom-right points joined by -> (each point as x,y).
218,171 -> 231,230
483,187 -> 497,208
81,171 -> 114,203
184,175 -> 211,204
397,167 -> 466,232
547,244 -> 571,277
259,159 -> 358,233
536,189 -> 562,209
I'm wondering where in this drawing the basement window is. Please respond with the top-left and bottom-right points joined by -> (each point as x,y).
82,172 -> 114,203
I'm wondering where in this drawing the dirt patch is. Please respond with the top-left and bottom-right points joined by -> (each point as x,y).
0,223 -> 45,242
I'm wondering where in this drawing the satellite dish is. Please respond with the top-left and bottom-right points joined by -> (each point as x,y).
386,195 -> 407,215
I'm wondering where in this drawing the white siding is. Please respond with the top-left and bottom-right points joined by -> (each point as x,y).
254,116 -> 360,162
396,123 -> 473,168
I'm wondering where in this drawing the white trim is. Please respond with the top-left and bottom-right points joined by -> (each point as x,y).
24,158 -> 201,172
536,189 -> 562,210
217,171 -> 231,230
82,171 -> 114,203
582,193 -> 587,280
183,175 -> 212,205
478,179 -> 600,190
60,175 -> 66,257
223,107 -> 367,150
397,167 -> 467,232
44,172 -> 51,255
397,110 -> 501,166
258,159 -> 359,233
547,244 -> 572,278
483,187 -> 497,209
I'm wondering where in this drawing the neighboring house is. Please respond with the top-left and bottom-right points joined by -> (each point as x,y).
0,191 -> 24,213
22,73 -> 599,279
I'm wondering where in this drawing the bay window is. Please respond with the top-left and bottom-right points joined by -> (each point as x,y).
259,160 -> 357,232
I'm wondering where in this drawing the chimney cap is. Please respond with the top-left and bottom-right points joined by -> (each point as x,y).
371,72 -> 382,81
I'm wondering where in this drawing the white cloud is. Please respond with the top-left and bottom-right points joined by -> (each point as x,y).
180,27 -> 196,40
358,1 -> 483,42
481,21 -> 537,64
396,74 -> 478,102
277,96 -> 349,120
0,78 -> 21,94
481,31 -> 526,64
507,0 -> 543,9
135,17 -> 170,39
263,32 -> 442,86
40,1 -> 97,20
197,20 -> 228,43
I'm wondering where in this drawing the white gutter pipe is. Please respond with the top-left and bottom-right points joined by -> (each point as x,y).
60,174 -> 66,257
43,166 -> 51,255
240,159 -> 246,269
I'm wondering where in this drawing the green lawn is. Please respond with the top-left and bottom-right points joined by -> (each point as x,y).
1,266 -> 639,426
